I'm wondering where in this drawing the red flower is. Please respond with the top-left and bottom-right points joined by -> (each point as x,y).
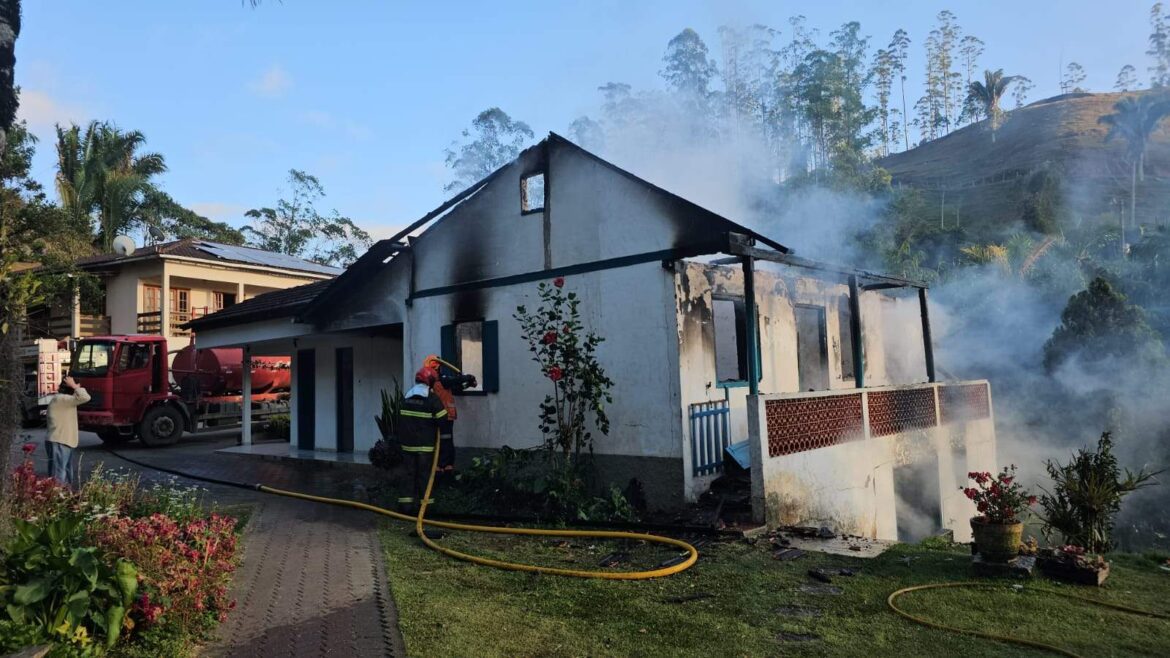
547,366 -> 564,382
562,324 -> 572,334
541,331 -> 558,345
21,443 -> 35,454
553,277 -> 565,288
1027,496 -> 1037,506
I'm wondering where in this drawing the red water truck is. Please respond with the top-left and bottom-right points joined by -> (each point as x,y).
73,335 -> 290,446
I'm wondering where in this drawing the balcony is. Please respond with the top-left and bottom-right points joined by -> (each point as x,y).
25,312 -> 110,339
137,307 -> 208,336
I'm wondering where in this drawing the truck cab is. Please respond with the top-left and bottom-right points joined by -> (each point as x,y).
74,335 -> 187,446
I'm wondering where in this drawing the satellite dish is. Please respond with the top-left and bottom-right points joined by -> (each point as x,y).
112,235 -> 137,256
148,225 -> 167,242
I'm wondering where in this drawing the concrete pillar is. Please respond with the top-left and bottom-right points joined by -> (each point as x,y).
236,281 -> 245,304
241,345 -> 252,446
70,280 -> 82,338
160,267 -> 171,340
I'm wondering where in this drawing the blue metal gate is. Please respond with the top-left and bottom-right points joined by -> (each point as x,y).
690,400 -> 731,477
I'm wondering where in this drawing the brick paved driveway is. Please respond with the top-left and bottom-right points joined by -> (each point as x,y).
11,430 -> 406,657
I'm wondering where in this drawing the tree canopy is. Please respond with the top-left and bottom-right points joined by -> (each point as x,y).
244,169 -> 372,267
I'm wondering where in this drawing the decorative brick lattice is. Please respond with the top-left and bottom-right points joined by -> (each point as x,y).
766,394 -> 864,457
867,388 -> 938,437
939,382 -> 991,424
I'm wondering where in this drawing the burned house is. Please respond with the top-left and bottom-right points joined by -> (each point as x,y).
186,134 -> 997,541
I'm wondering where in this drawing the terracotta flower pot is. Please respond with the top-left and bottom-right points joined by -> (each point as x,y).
970,517 -> 1023,562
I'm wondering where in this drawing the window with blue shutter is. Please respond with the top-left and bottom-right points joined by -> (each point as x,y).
440,320 -> 499,394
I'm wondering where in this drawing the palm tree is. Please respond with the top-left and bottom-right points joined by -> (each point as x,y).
967,69 -> 1018,142
1099,94 -> 1170,244
55,121 -> 167,251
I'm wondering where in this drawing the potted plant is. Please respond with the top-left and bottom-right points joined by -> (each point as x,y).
1036,545 -> 1111,585
962,465 -> 1037,562
1035,432 -> 1161,585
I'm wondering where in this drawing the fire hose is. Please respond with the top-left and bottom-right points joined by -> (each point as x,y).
887,581 -> 1170,657
107,352 -> 698,580
109,436 -> 697,579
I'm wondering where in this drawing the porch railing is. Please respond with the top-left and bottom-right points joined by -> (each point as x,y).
689,400 -> 732,477
137,311 -> 161,334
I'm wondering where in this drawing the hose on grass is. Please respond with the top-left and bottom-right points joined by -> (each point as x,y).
108,431 -> 698,580
887,581 -> 1170,657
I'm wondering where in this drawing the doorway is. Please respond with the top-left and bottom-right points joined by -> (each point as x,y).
795,305 -> 829,391
335,347 -> 354,453
296,349 -> 316,450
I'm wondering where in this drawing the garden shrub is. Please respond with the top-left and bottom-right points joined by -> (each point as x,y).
1040,432 -> 1162,553
0,516 -> 138,652
264,414 -> 291,441
4,451 -> 242,656
88,512 -> 238,634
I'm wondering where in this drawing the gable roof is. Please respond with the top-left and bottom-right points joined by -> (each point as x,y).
76,238 -> 343,276
298,132 -> 790,321
184,280 -> 332,330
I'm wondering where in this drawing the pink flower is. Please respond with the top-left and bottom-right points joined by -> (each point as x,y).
553,277 -> 565,288
1027,496 -> 1038,506
21,443 -> 35,454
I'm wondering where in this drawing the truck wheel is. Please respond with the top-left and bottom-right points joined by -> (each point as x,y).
96,428 -> 131,445
139,406 -> 184,447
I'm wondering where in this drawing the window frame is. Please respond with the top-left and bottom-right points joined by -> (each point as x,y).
712,294 -> 762,389
520,172 -> 546,215
440,319 -> 500,395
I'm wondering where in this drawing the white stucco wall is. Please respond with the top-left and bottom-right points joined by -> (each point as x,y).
405,262 -> 682,460
747,382 -> 998,541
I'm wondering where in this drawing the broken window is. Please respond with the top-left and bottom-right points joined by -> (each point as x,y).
521,172 -> 546,213
838,296 -> 855,380
441,320 -> 500,393
212,292 -> 237,312
713,297 -> 749,385
795,304 -> 830,391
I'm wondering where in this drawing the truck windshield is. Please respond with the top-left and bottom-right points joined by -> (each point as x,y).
72,341 -> 114,377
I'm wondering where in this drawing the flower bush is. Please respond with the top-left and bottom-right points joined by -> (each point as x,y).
962,465 -> 1037,524
3,451 -> 241,656
514,277 -> 614,463
88,512 -> 238,632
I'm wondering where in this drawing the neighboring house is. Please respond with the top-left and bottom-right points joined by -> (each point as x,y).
25,239 -> 342,351
187,134 -> 997,541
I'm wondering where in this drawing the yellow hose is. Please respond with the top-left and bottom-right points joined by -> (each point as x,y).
258,430 -> 698,580
887,581 -> 1170,657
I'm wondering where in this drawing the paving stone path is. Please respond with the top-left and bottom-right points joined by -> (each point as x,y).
12,430 -> 406,657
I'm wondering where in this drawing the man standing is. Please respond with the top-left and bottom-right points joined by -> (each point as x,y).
422,354 -> 476,476
45,375 -> 90,486
396,366 -> 447,516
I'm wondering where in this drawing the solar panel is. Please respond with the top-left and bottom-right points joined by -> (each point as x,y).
195,242 -> 344,276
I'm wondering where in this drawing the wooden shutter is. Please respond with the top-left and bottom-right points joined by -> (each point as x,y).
440,324 -> 457,375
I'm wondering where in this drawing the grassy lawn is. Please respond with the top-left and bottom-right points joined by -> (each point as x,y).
380,524 -> 1170,657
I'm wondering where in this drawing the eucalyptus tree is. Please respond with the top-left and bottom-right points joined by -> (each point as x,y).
1116,64 -> 1140,92
443,107 -> 534,192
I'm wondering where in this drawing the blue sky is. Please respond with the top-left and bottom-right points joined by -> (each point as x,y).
17,0 -> 1156,241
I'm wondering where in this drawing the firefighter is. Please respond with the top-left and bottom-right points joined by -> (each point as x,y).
396,366 -> 448,516
422,354 -> 477,476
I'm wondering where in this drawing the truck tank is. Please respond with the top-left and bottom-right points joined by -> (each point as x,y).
171,345 -> 291,396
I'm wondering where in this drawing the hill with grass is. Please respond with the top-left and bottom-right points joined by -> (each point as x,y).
878,92 -> 1170,240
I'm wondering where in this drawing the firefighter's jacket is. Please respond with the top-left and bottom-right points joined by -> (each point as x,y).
397,384 -> 447,453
